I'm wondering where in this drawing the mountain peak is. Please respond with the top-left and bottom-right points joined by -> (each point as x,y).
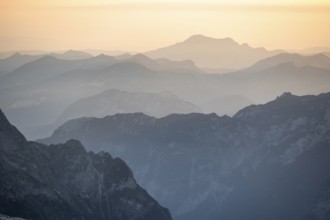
146,34 -> 277,69
312,53 -> 329,60
39,55 -> 58,61
93,53 -> 116,61
0,108 -> 7,123
52,139 -> 87,155
0,109 -> 27,150
51,50 -> 92,60
278,92 -> 294,99
185,34 -> 212,41
280,92 -> 293,97
131,53 -> 152,61
64,49 -> 79,54
0,112 -> 173,220
247,52 -> 330,72
12,52 -> 22,57
184,35 -> 237,45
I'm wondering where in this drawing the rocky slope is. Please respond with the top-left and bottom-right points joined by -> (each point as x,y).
39,92 -> 330,220
0,109 -> 172,220
0,214 -> 27,220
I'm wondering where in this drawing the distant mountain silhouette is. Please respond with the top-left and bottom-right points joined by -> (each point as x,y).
50,50 -> 93,60
0,55 -> 118,88
145,35 -> 282,70
0,53 -> 42,76
57,89 -> 202,124
124,53 -> 200,73
1,48 -> 330,140
291,47 -> 330,55
246,53 -> 330,72
0,53 -> 201,89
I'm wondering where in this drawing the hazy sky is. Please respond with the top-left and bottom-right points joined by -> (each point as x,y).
1,0 -> 330,52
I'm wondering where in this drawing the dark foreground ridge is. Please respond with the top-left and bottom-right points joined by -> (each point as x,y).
39,92 -> 330,220
0,109 -> 172,220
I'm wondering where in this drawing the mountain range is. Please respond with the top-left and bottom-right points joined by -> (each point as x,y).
57,89 -> 202,124
146,34 -> 282,71
50,50 -> 93,60
245,53 -> 330,72
0,36 -> 329,140
0,109 -> 172,220
39,92 -> 330,220
0,53 -> 42,76
1,34 -> 330,220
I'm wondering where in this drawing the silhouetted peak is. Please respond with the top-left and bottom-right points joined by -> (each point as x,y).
39,55 -> 59,62
67,49 -> 87,54
184,35 -> 239,46
61,50 -> 92,57
275,92 -> 297,102
185,34 -> 213,42
0,109 -> 27,149
93,53 -> 116,60
0,108 -> 8,125
9,52 -> 23,58
105,112 -> 153,121
95,53 -> 108,58
115,53 -> 133,60
279,92 -> 293,98
132,53 -> 151,61
162,112 -> 220,122
0,109 -> 18,132
311,53 -> 329,60
64,49 -> 78,54
52,139 -> 87,155
222,37 -> 236,44
241,43 -> 250,47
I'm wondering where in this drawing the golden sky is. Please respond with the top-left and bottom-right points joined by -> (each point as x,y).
1,0 -> 330,52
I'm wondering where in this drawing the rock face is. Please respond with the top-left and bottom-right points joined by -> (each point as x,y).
0,110 -> 172,220
0,214 -> 28,220
39,92 -> 330,220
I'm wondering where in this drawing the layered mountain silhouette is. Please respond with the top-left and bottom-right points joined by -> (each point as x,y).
50,50 -> 93,60
0,53 -> 42,76
0,53 -> 200,89
245,53 -> 330,72
2,50 -> 330,140
0,54 -> 118,88
145,35 -> 282,70
39,92 -> 330,220
0,109 -> 172,220
57,89 -> 202,124
122,53 -> 200,73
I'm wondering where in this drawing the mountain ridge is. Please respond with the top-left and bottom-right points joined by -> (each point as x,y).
0,109 -> 172,220
145,35 -> 282,70
38,92 -> 330,220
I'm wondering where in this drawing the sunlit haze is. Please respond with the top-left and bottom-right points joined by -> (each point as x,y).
1,0 -> 330,52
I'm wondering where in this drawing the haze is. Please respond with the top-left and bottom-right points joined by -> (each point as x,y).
1,0 -> 330,52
